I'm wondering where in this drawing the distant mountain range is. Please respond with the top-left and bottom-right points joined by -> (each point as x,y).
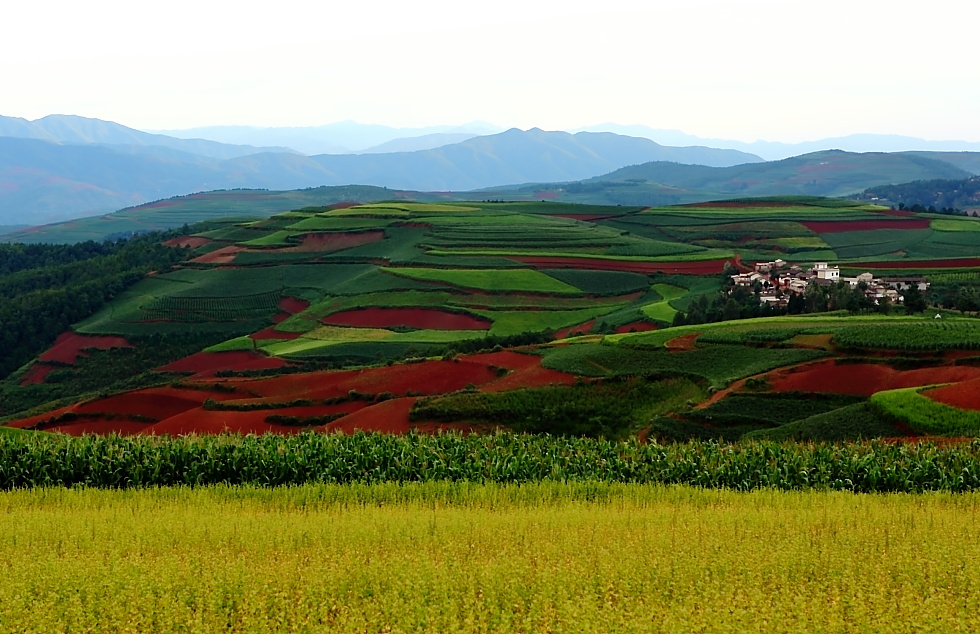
0,117 -> 762,225
149,121 -> 504,155
574,124 -> 980,161
6,113 -> 980,233
9,150 -> 980,245
0,114 -> 292,159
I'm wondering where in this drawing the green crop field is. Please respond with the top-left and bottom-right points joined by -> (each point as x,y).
871,387 -> 980,436
742,402 -> 905,442
640,283 -> 687,322
932,218 -> 980,232
475,306 -> 625,337
540,342 -> 825,387
384,267 -> 583,294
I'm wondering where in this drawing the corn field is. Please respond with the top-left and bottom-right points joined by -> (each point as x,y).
3,432 -> 980,492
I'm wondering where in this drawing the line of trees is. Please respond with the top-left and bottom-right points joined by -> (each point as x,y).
0,231 -> 193,381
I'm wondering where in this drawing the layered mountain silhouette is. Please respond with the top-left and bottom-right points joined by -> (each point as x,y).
0,119 -> 762,225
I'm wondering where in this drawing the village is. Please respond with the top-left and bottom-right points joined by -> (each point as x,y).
731,259 -> 930,309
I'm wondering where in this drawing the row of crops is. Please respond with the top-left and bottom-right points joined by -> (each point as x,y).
141,290 -> 283,322
4,432 -> 980,492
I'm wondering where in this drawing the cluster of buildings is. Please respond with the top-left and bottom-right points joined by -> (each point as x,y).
730,260 -> 929,309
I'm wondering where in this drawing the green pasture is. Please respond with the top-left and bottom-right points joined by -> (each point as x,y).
239,230 -> 303,247
285,216 -> 395,231
473,306 -> 625,337
260,325 -> 485,357
607,313 -> 957,350
539,269 -> 650,295
540,342 -> 825,388
931,218 -> 980,232
450,292 -> 633,311
742,402 -> 902,442
384,267 -> 583,294
657,220 -> 815,240
640,283 -> 687,322
324,205 -> 410,218
872,386 -> 980,436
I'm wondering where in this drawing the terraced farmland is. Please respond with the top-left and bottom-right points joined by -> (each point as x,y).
7,197 -> 980,443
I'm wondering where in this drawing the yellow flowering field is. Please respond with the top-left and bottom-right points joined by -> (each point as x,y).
2,482 -> 980,633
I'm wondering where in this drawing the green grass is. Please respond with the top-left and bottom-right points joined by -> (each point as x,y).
239,230 -> 302,247
931,218 -> 980,232
203,336 -> 257,352
540,342 -> 826,388
384,267 -> 583,294
742,402 -> 901,442
475,307 -> 624,337
538,269 -> 650,295
413,377 -> 702,439
691,393 -> 864,428
640,283 -> 687,322
871,387 -> 980,436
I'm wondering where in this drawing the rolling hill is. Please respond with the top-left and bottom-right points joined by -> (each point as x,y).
482,150 -> 974,206
7,197 -> 980,444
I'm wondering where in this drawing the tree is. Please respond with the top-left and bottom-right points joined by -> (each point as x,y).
903,284 -> 928,314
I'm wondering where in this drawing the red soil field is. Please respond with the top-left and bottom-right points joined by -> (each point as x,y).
511,256 -> 729,275
220,369 -> 363,400
923,378 -> 980,411
318,397 -> 417,434
271,230 -> 385,253
800,219 -> 931,233
19,363 -> 59,386
163,236 -> 212,249
848,258 -> 980,269
463,350 -> 579,392
665,333 -> 700,351
190,245 -> 244,265
278,296 -> 310,314
554,320 -> 595,339
219,360 -> 497,403
766,359 -> 980,396
250,327 -> 302,341
340,360 -> 498,396
615,321 -> 657,334
482,363 -> 578,392
3,404 -> 78,429
465,350 -> 544,370
48,420 -> 154,436
74,388 -> 205,420
144,410 -> 307,436
39,332 -> 132,364
157,351 -> 289,377
322,307 -> 491,330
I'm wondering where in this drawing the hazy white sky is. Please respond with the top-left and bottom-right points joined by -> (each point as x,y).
3,0 -> 977,142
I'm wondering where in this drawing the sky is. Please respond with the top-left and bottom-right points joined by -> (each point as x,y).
3,0 -> 978,142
